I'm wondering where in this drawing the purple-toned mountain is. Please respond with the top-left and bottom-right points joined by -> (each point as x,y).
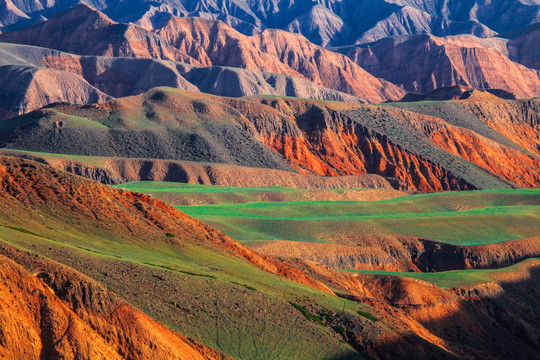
1,0 -> 539,47
0,5 -> 404,103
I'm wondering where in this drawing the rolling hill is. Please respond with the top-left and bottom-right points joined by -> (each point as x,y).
1,87 -> 538,191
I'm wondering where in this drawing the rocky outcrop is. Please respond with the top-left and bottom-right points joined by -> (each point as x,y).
400,86 -> 518,102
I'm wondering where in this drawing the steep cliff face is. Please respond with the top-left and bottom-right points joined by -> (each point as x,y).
357,267 -> 540,360
257,115 -> 474,191
343,34 -> 540,98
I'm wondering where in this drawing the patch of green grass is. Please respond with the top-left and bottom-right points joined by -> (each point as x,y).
357,311 -> 378,322
345,259 -> 540,289
332,325 -> 345,336
142,262 -> 216,278
289,302 -> 324,325
231,281 -> 257,291
319,309 -> 333,322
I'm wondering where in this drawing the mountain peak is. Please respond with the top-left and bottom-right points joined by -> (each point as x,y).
47,3 -> 115,27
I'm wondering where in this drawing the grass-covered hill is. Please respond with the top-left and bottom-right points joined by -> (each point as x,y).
1,87 -> 538,191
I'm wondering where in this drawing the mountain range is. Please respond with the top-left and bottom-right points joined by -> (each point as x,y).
0,3 -> 538,120
1,0 -> 540,47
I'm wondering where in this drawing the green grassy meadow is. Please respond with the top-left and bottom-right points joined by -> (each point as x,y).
127,185 -> 540,246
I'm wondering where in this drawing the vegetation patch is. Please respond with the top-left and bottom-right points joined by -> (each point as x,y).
142,262 -> 216,278
332,325 -> 345,336
231,281 -> 257,291
357,310 -> 378,322
289,302 -> 324,325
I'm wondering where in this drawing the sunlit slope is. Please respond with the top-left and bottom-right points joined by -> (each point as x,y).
0,156 -> 366,360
